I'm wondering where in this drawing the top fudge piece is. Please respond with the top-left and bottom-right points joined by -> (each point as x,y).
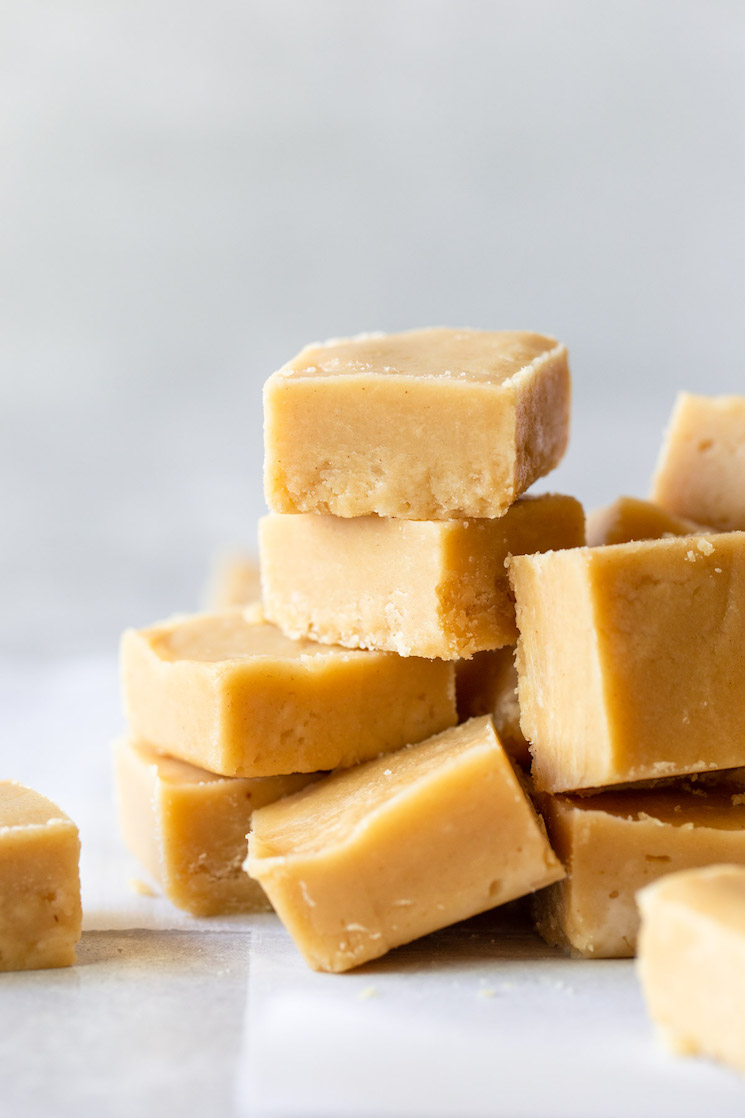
509,532 -> 745,792
264,328 -> 571,520
652,393 -> 745,530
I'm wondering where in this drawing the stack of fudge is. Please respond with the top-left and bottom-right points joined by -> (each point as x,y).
116,333 -> 745,976
116,329 -> 580,964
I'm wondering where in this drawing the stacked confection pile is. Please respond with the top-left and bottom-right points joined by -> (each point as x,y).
115,328 -> 584,961
115,334 -> 745,1011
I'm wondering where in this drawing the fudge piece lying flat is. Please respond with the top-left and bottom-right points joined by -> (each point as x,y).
0,782 -> 81,971
586,495 -> 706,547
260,495 -> 584,659
121,609 -> 455,777
637,864 -> 745,1074
509,532 -> 745,792
455,647 -> 529,768
114,738 -> 317,916
244,715 -> 564,973
264,328 -> 571,520
652,393 -> 745,530
534,781 -> 745,958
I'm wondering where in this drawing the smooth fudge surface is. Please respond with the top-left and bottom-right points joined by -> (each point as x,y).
455,647 -> 529,768
260,495 -> 584,660
264,329 -> 571,520
586,495 -> 707,548
121,610 -> 456,778
114,738 -> 317,916
509,532 -> 745,793
637,864 -> 745,1074
535,781 -> 745,958
0,782 -> 82,971
652,393 -> 745,531
244,715 -> 564,973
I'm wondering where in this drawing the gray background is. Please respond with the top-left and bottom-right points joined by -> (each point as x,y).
3,0 -> 745,657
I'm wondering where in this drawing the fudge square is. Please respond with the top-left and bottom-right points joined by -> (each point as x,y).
0,782 -> 82,971
508,532 -> 745,793
120,609 -> 456,778
585,495 -> 706,548
260,494 -> 584,659
263,328 -> 571,520
637,864 -> 745,1075
652,393 -> 745,531
244,715 -> 564,973
534,781 -> 745,958
114,738 -> 316,916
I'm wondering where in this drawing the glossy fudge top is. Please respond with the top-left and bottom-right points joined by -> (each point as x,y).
149,611 -> 355,664
273,328 -> 563,386
248,715 -> 525,860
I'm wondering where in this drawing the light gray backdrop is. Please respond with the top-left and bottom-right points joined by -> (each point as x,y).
2,0 -> 744,656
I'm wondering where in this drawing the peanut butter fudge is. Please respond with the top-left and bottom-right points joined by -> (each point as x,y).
534,781 -> 745,958
121,609 -> 456,777
264,329 -> 571,520
509,532 -> 745,793
114,738 -> 316,916
455,647 -> 529,768
260,495 -> 584,659
244,715 -> 564,973
638,864 -> 745,1074
652,393 -> 745,530
586,495 -> 706,547
0,782 -> 81,971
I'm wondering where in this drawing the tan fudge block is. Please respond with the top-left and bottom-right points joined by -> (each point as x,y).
586,495 -> 706,547
244,715 -> 564,973
264,329 -> 571,520
203,552 -> 260,610
637,865 -> 745,1074
0,782 -> 81,971
121,610 -> 456,778
652,393 -> 745,530
534,782 -> 745,958
509,532 -> 745,792
455,647 -> 530,768
114,738 -> 317,916
260,495 -> 584,660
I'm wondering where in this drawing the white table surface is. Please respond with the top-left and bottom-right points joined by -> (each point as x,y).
1,657 -> 744,1117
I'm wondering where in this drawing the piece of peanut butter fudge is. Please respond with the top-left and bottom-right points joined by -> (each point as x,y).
586,495 -> 707,547
0,782 -> 82,971
264,329 -> 570,520
260,495 -> 584,659
509,532 -> 745,792
652,393 -> 745,530
535,780 -> 745,958
114,738 -> 317,915
121,609 -> 456,778
245,716 -> 563,973
638,864 -> 745,1074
